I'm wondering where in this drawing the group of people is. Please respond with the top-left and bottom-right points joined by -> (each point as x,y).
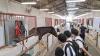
55,24 -> 92,56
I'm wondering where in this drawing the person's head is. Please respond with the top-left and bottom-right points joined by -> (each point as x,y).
58,33 -> 66,43
71,28 -> 79,36
57,28 -> 60,32
64,30 -> 71,38
81,24 -> 83,26
55,47 -> 64,56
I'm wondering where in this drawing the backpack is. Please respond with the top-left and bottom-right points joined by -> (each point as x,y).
56,43 -> 74,56
76,39 -> 88,56
66,41 -> 80,56
64,43 -> 74,56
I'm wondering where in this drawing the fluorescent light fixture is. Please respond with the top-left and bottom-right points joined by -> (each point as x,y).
74,13 -> 91,19
91,10 -> 100,11
66,0 -> 86,3
40,9 -> 49,11
21,2 -> 37,4
67,8 -> 79,10
48,12 -> 54,14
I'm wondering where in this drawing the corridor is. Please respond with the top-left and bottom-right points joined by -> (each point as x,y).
0,0 -> 100,56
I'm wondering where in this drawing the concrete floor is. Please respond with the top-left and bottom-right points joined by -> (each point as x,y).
86,38 -> 100,56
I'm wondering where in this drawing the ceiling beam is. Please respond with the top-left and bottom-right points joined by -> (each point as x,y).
51,3 -> 66,11
49,0 -> 65,9
55,8 -> 67,14
41,0 -> 58,8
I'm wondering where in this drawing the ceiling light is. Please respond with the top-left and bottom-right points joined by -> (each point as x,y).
66,0 -> 86,3
91,10 -> 100,11
67,8 -> 79,10
48,12 -> 54,14
40,9 -> 49,11
21,2 -> 37,4
74,13 -> 91,19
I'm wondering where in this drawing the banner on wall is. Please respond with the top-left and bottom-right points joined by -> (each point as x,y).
86,19 -> 89,25
78,19 -> 81,24
26,16 -> 37,30
86,18 -> 94,26
82,19 -> 84,24
45,18 -> 52,26
55,19 -> 58,26
93,17 -> 100,31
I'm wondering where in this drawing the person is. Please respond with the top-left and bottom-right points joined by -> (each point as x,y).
58,33 -> 76,56
71,28 -> 92,56
64,31 -> 81,56
80,24 -> 87,40
64,31 -> 73,41
55,47 -> 64,56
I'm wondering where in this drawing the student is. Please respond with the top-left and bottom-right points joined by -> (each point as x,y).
64,31 -> 80,56
80,24 -> 87,40
55,47 -> 64,56
64,31 -> 73,41
58,33 -> 76,56
71,28 -> 92,56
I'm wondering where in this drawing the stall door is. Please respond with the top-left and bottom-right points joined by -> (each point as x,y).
0,14 -> 5,47
4,15 -> 15,45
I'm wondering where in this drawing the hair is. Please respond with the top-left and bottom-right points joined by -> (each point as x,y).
64,31 -> 71,38
71,28 -> 79,36
81,24 -> 83,26
55,47 -> 64,56
58,33 -> 66,43
57,28 -> 60,32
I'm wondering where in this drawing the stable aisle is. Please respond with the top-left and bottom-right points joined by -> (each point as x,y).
48,38 -> 100,56
86,38 -> 100,56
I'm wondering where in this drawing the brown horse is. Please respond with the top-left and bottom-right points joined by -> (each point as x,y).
29,26 -> 58,40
